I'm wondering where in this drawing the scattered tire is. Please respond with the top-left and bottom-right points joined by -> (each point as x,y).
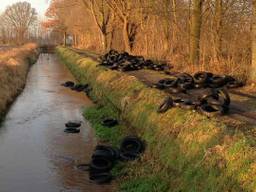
101,118 -> 118,127
92,145 -> 120,161
180,99 -> 195,110
64,127 -> 80,133
193,72 -> 212,84
62,81 -> 75,88
120,136 -> 145,154
120,151 -> 140,161
198,104 -> 223,117
89,172 -> 113,184
90,157 -> 114,172
65,121 -> 82,128
157,96 -> 173,113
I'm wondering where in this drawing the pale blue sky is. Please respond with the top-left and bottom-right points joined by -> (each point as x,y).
0,0 -> 49,16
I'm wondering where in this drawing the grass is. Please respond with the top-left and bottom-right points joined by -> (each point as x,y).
83,104 -> 170,192
57,46 -> 256,192
0,43 -> 38,122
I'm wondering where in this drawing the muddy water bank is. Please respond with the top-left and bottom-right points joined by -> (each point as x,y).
0,54 -> 112,192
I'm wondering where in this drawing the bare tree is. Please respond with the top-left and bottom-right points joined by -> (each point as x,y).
81,0 -> 114,51
105,0 -> 142,53
2,1 -> 37,45
190,0 -> 203,66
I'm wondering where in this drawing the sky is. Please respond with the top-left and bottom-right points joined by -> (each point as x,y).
0,0 -> 49,16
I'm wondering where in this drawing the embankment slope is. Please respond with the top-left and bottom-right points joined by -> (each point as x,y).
57,47 -> 256,192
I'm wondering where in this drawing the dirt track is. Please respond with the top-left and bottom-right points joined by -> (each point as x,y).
72,48 -> 256,125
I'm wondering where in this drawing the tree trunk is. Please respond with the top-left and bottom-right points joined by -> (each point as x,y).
251,0 -> 256,81
214,0 -> 223,61
64,32 -> 67,46
189,0 -> 202,66
123,18 -> 131,53
101,32 -> 108,51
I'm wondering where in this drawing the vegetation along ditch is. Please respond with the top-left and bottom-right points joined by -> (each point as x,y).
0,44 -> 39,122
57,46 -> 256,192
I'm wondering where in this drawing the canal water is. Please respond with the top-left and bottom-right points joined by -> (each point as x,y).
0,54 -> 112,192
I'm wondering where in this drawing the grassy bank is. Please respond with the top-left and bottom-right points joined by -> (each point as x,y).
57,47 -> 256,192
0,43 -> 39,121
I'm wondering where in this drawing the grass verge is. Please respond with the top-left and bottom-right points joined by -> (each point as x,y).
57,46 -> 256,192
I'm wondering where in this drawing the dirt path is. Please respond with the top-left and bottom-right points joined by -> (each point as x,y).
0,54 -> 113,192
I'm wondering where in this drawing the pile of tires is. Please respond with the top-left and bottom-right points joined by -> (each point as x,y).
100,49 -> 170,72
155,72 -> 242,93
157,88 -> 230,117
76,136 -> 145,184
193,72 -> 243,89
64,120 -> 81,133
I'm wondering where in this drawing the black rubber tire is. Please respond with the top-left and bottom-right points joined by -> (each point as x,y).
178,82 -> 193,91
213,88 -> 230,106
168,87 -> 183,94
194,83 -> 206,89
198,104 -> 223,117
119,151 -> 140,161
62,81 -> 75,88
89,172 -> 113,184
90,157 -> 113,172
173,98 -> 184,107
101,118 -> 118,127
65,121 -> 82,128
64,127 -> 80,133
226,81 -> 243,89
209,75 -> 226,88
193,72 -> 209,84
163,78 -> 177,88
157,96 -> 173,113
120,136 -> 145,154
93,146 -> 120,161
180,99 -> 195,110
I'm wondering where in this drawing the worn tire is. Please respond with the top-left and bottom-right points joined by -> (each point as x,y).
120,136 -> 145,154
157,96 -> 173,113
89,172 -> 113,184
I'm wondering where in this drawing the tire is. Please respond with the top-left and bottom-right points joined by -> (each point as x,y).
209,75 -> 226,88
180,99 -> 195,110
64,127 -> 80,133
120,136 -> 145,154
157,96 -> 173,113
168,87 -> 183,94
198,104 -> 223,117
194,83 -> 206,89
89,172 -> 113,184
163,78 -> 177,88
101,118 -> 118,127
173,98 -> 184,107
213,88 -> 230,106
65,121 -> 82,128
119,151 -> 140,161
178,82 -> 193,91
226,80 -> 243,89
90,157 -> 113,172
62,81 -> 74,88
93,146 -> 120,161
193,72 -> 209,84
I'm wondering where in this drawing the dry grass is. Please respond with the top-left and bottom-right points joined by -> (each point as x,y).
0,43 -> 38,120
